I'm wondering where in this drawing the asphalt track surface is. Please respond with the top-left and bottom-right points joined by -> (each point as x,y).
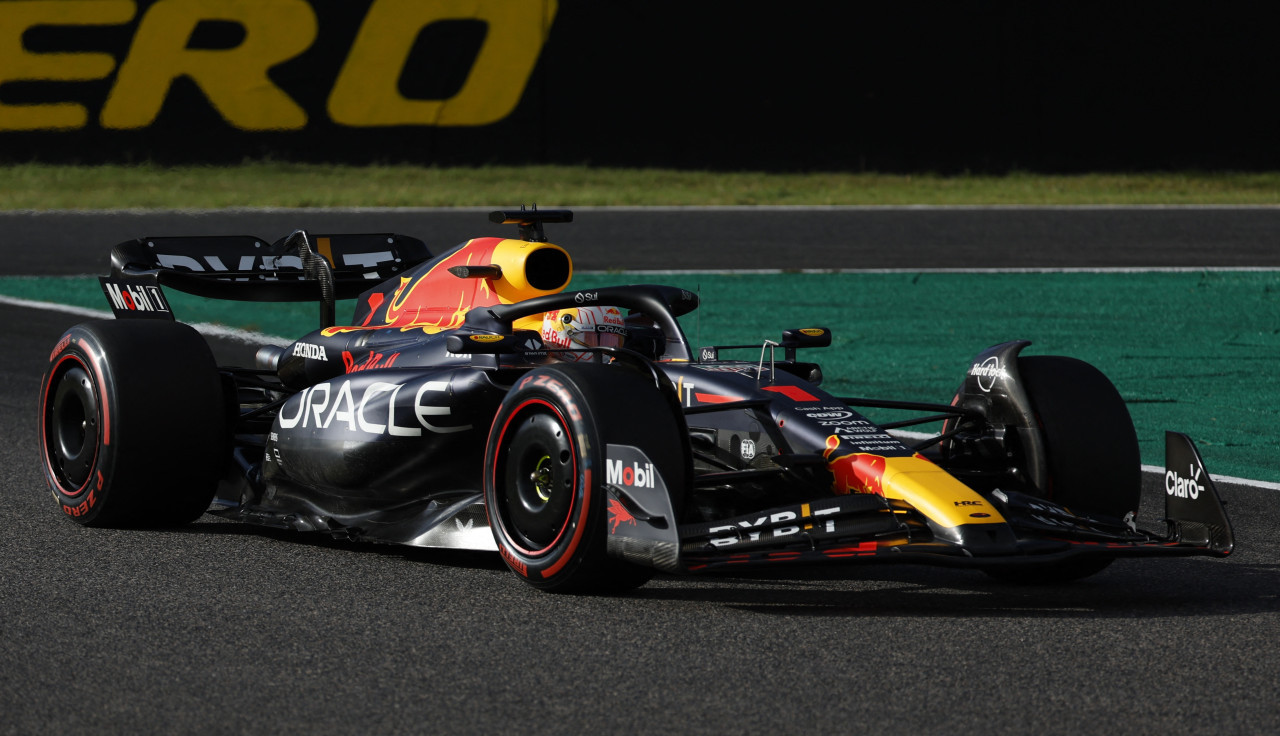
3,208 -> 1280,735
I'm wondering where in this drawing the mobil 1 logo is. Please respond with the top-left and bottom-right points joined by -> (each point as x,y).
606,444 -> 665,492
98,276 -> 174,320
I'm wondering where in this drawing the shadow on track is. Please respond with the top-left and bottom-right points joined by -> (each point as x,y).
631,557 -> 1279,619
167,516 -> 1280,619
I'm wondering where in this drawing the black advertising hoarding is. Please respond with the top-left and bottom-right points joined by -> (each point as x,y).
0,1 -> 1276,172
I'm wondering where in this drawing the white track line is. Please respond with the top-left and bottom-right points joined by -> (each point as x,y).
1140,465 -> 1280,491
887,431 -> 1279,491
0,294 -> 288,344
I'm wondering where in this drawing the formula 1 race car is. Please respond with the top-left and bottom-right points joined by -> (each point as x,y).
38,208 -> 1235,593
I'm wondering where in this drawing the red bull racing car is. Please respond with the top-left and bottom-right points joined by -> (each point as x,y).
38,208 -> 1234,593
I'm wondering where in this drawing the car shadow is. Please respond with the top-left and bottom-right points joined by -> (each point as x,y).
179,516 -> 1278,617
629,556 -> 1280,618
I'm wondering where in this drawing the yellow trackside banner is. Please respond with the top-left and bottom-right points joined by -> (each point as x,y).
328,0 -> 555,127
0,0 -> 136,130
0,0 -> 557,132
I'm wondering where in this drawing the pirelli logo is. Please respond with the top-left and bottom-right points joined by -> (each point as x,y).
0,0 -> 557,132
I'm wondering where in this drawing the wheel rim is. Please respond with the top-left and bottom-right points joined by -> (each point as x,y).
496,401 -> 577,555
45,361 -> 100,492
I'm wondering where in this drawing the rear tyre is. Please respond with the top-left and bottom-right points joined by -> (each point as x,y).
985,355 -> 1140,584
484,362 -> 687,593
38,320 -> 228,527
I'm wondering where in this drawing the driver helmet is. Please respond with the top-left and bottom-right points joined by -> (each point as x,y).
540,306 -> 627,362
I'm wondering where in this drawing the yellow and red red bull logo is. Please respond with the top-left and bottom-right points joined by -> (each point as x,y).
823,435 -> 890,496
540,304 -> 626,357
540,309 -> 571,349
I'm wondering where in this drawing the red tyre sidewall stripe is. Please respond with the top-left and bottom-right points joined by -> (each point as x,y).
80,339 -> 110,447
542,467 -> 590,579
41,350 -> 104,498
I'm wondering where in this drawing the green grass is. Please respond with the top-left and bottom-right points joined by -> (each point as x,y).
2,163 -> 1280,209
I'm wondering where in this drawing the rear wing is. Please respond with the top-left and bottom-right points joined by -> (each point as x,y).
104,229 -> 432,328
109,230 -> 432,303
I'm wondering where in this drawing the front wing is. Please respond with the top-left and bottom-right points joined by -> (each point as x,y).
610,432 -> 1234,574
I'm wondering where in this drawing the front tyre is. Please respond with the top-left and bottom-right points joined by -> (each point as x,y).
985,355 -> 1140,584
1018,356 -> 1141,519
38,320 -> 228,527
484,363 -> 687,594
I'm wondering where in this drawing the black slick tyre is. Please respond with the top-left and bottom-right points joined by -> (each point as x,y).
484,362 -> 687,594
1019,355 -> 1141,518
38,320 -> 228,527
985,355 -> 1141,584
